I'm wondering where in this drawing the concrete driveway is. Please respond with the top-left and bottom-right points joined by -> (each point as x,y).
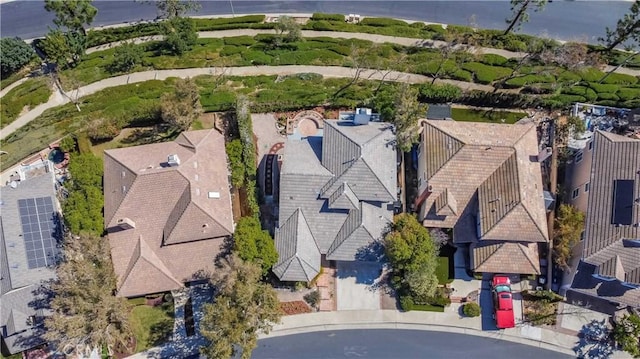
335,261 -> 382,311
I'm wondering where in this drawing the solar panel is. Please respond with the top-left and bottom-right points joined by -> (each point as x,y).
18,196 -> 61,269
612,180 -> 634,225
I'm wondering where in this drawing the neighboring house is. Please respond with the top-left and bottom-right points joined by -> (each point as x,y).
568,130 -> 640,310
104,129 -> 234,298
273,117 -> 397,281
1,171 -> 61,356
415,120 -> 549,275
563,138 -> 594,212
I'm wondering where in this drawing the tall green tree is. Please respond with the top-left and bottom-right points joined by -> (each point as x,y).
233,216 -> 278,276
553,204 -> 585,270
274,15 -> 302,46
160,77 -> 202,131
225,139 -> 246,188
200,255 -> 281,359
384,214 -> 439,303
0,37 -> 35,77
392,84 -> 426,153
109,41 -> 143,73
613,313 -> 640,358
44,0 -> 97,35
600,0 -> 640,52
45,233 -> 132,356
149,0 -> 200,19
163,17 -> 198,55
504,0 -> 547,35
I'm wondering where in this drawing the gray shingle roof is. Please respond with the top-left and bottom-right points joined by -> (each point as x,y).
272,209 -> 321,281
0,172 -> 57,354
274,120 -> 396,280
570,130 -> 640,308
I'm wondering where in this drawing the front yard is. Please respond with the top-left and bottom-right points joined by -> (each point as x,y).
128,295 -> 175,353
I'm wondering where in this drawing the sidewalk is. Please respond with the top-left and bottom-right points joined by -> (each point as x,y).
0,65 -> 494,141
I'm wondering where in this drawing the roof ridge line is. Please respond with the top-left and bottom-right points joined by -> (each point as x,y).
359,158 -> 396,200
516,242 -> 539,274
192,200 -> 233,235
296,208 -> 321,251
519,200 -> 549,241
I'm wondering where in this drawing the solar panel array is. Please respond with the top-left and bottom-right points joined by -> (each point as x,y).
18,197 -> 60,269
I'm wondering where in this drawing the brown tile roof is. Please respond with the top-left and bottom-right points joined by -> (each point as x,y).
420,120 -> 548,243
103,129 -> 233,297
471,241 -> 540,274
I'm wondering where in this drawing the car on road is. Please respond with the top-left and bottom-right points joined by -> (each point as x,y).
491,275 -> 515,329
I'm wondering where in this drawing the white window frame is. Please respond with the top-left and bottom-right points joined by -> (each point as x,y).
572,188 -> 580,199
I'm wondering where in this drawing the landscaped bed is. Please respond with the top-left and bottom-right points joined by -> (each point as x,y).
279,301 -> 312,315
0,77 -> 51,128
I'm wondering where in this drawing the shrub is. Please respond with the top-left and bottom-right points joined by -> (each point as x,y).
577,68 -> 606,82
617,87 -> 640,101
242,50 -> 272,65
601,72 -> 638,85
311,20 -> 332,31
461,62 -> 512,84
219,45 -> 244,56
504,74 -> 556,88
463,302 -> 481,317
59,136 -> 77,153
545,94 -> 587,107
86,117 -> 122,141
400,296 -> 414,311
479,53 -> 508,66
303,291 -> 321,308
563,86 -> 597,101
588,82 -> 620,93
557,71 -> 582,83
359,17 -> 408,27
192,15 -> 265,30
418,83 -> 462,103
427,294 -> 451,307
311,13 -> 344,21
223,36 -> 256,47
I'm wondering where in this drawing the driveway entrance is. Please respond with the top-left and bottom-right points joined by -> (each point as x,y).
335,261 -> 382,310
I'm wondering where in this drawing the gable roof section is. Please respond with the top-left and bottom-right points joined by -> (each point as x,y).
421,122 -> 464,179
118,236 -> 183,297
328,182 -> 359,210
326,205 -> 375,261
472,241 -> 540,274
321,121 -> 362,176
583,131 -> 640,260
273,209 -> 321,282
435,188 -> 457,216
321,159 -> 394,202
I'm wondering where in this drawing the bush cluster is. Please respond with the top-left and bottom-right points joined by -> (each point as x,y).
310,13 -> 344,21
463,302 -> 481,317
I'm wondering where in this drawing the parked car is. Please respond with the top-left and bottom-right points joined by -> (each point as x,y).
492,275 -> 515,329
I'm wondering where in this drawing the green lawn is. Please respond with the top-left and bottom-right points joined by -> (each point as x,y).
410,304 -> 446,312
436,257 -> 454,285
0,78 -> 51,128
129,296 -> 174,353
451,108 -> 526,124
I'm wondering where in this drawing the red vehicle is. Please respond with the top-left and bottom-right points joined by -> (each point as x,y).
492,275 -> 515,329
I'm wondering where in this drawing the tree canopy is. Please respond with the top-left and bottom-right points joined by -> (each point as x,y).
233,216 -> 278,276
274,16 -> 302,45
163,17 -> 198,55
44,0 -> 97,34
553,204 -> 585,270
384,213 -> 439,303
0,37 -> 35,77
613,313 -> 640,358
600,0 -> 640,51
150,0 -> 200,19
160,77 -> 202,131
109,42 -> 143,73
45,233 -> 131,356
504,0 -> 547,35
200,255 -> 281,359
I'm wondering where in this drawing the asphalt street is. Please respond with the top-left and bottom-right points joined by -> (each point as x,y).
0,0 -> 632,42
252,329 -> 574,359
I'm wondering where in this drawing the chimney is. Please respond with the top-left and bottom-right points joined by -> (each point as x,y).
168,154 -> 180,167
117,218 -> 136,230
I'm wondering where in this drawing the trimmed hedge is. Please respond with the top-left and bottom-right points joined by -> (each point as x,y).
588,82 -> 620,93
601,72 -> 639,85
223,35 -> 256,46
479,53 -> 509,66
461,62 -> 512,84
504,74 -> 556,87
359,17 -> 408,27
596,93 -> 620,101
617,87 -> 640,101
310,13 -> 345,21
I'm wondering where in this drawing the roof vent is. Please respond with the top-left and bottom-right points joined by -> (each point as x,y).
116,217 -> 136,230
208,191 -> 220,199
168,154 -> 180,167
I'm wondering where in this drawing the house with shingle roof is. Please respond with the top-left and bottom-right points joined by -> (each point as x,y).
568,131 -> 640,310
415,120 -> 548,275
1,171 -> 60,356
104,129 -> 234,298
273,119 -> 397,282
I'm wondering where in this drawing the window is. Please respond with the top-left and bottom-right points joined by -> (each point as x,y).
572,188 -> 580,199
585,182 -> 590,192
588,141 -> 593,151
575,151 -> 583,163
592,274 -> 616,281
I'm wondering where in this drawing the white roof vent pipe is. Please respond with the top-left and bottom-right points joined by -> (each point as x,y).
168,154 -> 180,167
